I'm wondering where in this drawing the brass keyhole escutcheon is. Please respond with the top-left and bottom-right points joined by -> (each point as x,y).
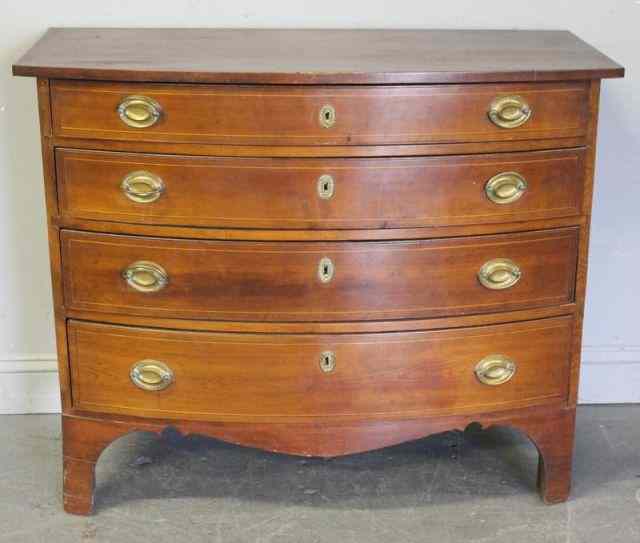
319,351 -> 336,373
317,174 -> 335,199
319,104 -> 336,128
318,257 -> 335,283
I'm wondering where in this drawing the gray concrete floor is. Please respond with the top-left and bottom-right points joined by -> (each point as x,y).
0,406 -> 638,542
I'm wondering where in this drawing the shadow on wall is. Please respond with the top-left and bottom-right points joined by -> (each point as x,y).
0,30 -> 56,360
584,77 -> 640,348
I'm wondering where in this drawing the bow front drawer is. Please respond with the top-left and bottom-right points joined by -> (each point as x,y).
61,229 -> 578,322
50,80 -> 589,145
56,148 -> 586,229
67,317 -> 573,421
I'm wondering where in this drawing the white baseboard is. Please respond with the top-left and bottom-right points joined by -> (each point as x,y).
0,356 -> 61,414
579,345 -> 640,404
0,346 -> 637,414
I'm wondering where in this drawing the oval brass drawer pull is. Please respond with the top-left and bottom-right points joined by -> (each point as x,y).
117,95 -> 162,128
485,172 -> 527,204
475,355 -> 517,386
319,104 -> 336,128
121,171 -> 165,203
317,174 -> 335,199
318,256 -> 335,283
130,360 -> 174,391
488,95 -> 531,128
319,351 -> 336,373
478,258 -> 521,290
122,261 -> 168,293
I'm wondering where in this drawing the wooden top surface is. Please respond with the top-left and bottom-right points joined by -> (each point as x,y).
13,28 -> 623,84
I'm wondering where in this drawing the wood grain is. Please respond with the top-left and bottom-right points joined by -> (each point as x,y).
61,228 -> 579,322
63,304 -> 577,335
15,27 -> 623,512
56,148 -> 586,229
36,79 -> 73,410
67,317 -> 573,422
50,80 -> 590,146
53,215 -> 587,242
50,135 -> 590,158
61,405 -> 576,513
568,80 -> 602,406
14,28 -> 624,84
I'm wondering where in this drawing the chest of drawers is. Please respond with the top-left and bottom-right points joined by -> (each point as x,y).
13,28 -> 623,514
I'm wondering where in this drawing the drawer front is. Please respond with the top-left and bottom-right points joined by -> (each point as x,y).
57,148 -> 585,229
61,229 -> 578,321
51,81 -> 589,145
67,317 -> 573,421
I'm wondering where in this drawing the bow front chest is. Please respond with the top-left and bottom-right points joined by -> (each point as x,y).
13,28 -> 623,514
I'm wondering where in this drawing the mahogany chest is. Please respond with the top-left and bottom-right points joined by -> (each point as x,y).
13,28 -> 624,514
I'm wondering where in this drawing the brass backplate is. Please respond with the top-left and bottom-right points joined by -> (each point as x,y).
117,95 -> 162,128
474,355 -> 517,386
130,360 -> 174,391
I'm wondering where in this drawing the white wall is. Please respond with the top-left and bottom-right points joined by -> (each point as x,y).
0,1 -> 637,412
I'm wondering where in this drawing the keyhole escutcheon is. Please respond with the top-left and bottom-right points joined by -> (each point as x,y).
319,104 -> 336,128
319,351 -> 336,373
318,256 -> 335,284
317,174 -> 335,199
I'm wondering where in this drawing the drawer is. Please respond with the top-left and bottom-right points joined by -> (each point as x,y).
56,148 -> 586,229
67,317 -> 573,421
61,229 -> 578,321
50,80 -> 589,146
